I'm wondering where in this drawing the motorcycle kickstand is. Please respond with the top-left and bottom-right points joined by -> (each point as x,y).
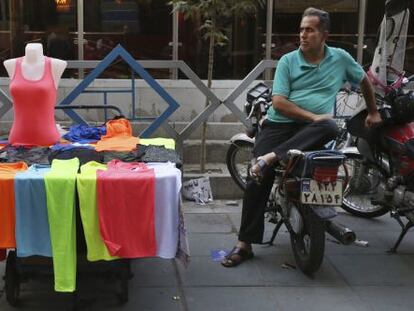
262,219 -> 284,246
387,220 -> 414,254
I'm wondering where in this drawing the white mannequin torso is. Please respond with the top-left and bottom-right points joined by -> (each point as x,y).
3,43 -> 67,89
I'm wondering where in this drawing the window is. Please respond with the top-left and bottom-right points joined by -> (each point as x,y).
0,0 -> 77,77
178,4 -> 266,79
83,0 -> 172,78
271,0 -> 359,62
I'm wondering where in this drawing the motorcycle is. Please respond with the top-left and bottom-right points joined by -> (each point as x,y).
344,71 -> 414,252
227,83 -> 356,275
227,83 -> 354,191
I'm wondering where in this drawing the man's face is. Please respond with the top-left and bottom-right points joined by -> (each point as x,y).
299,16 -> 327,53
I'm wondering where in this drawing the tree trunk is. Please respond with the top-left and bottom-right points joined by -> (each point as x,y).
200,19 -> 215,173
10,0 -> 24,57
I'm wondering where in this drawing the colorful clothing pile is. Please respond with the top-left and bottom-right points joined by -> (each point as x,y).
0,157 -> 185,292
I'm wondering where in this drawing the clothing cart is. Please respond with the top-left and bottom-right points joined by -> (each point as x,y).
2,105 -> 130,309
2,105 -> 187,310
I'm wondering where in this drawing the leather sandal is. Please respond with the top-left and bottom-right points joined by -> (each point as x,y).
221,246 -> 254,268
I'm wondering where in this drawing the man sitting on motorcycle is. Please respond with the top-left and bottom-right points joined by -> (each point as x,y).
222,7 -> 382,267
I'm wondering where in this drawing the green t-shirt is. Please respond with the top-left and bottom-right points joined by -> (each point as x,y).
269,46 -> 365,123
77,161 -> 119,262
45,158 -> 79,292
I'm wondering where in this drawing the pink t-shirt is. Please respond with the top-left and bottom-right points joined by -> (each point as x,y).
9,57 -> 60,146
96,160 -> 156,258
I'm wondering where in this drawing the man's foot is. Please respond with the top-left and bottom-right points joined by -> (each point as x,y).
221,246 -> 254,268
250,158 -> 268,184
250,153 -> 277,184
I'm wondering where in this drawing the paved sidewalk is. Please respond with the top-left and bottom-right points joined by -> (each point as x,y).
1,200 -> 414,310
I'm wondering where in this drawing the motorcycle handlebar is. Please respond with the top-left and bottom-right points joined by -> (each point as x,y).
245,97 -> 271,120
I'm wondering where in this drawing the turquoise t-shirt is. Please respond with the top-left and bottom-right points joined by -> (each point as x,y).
14,164 -> 52,258
269,46 -> 365,123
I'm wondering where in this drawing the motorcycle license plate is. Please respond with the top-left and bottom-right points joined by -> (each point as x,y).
300,179 -> 343,205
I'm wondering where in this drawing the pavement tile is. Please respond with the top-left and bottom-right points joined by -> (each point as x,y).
187,233 -> 238,257
353,286 -> 414,311
181,200 -> 243,214
335,213 -> 402,232
0,285 -> 183,311
2,199 -> 414,310
268,286 -> 372,311
184,213 -> 234,233
227,213 -> 242,232
254,255 -> 346,286
182,204 -> 214,214
188,231 -> 293,258
375,230 -> 414,254
228,212 -> 286,233
177,256 -> 263,287
184,287 -> 280,311
90,287 -> 183,311
255,231 -> 293,255
326,254 -> 414,286
129,258 -> 178,287
324,231 -> 392,255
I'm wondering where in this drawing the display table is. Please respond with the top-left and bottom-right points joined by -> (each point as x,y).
0,159 -> 189,293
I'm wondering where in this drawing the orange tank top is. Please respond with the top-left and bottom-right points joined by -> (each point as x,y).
9,57 -> 60,146
0,162 -> 28,248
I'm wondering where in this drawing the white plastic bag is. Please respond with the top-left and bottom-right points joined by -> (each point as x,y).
181,177 -> 213,204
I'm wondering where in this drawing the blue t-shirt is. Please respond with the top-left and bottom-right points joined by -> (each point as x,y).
14,164 -> 52,257
269,46 -> 365,123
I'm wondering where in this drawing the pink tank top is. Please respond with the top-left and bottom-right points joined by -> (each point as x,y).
9,57 -> 60,146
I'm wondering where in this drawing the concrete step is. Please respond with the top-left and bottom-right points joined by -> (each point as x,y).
182,163 -> 243,200
0,121 -> 247,141
133,121 -> 246,140
182,139 -> 231,164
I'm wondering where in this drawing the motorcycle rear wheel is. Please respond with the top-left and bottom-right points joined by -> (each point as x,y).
341,154 -> 389,218
226,141 -> 254,191
289,204 -> 325,276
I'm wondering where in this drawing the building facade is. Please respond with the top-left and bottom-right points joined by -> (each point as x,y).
0,0 -> 413,79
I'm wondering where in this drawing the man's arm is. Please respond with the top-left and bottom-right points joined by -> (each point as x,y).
359,74 -> 382,127
273,95 -> 331,122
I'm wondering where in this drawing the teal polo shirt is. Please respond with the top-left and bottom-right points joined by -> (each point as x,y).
269,46 -> 365,123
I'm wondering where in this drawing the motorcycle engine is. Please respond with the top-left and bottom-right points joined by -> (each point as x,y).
377,177 -> 414,208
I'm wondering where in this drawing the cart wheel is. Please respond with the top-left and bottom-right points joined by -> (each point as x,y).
116,261 -> 129,304
5,251 -> 20,306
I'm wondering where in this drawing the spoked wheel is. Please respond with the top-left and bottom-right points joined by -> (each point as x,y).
5,250 -> 20,306
289,204 -> 325,275
226,141 -> 254,191
341,154 -> 389,218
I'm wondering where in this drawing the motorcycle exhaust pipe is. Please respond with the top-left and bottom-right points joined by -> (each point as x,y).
325,220 -> 356,245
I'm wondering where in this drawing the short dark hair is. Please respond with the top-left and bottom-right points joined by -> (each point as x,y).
302,7 -> 330,32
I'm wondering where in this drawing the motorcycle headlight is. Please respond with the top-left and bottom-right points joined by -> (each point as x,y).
392,91 -> 414,124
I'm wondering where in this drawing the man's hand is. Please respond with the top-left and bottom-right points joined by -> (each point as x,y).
365,111 -> 382,128
311,114 -> 332,122
360,75 -> 380,128
273,96 -> 332,122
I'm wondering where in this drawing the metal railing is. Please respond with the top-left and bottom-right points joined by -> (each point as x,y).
0,51 -> 277,149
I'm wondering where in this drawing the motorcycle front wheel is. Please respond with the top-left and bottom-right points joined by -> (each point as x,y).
289,204 -> 325,276
226,141 -> 254,191
341,154 -> 389,218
